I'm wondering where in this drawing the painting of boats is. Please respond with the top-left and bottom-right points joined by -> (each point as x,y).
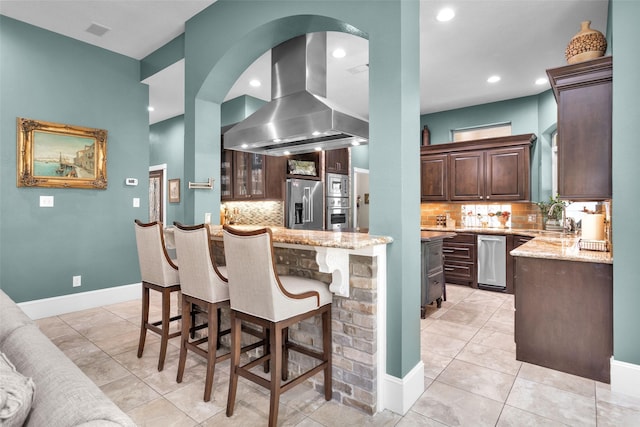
17,118 -> 107,189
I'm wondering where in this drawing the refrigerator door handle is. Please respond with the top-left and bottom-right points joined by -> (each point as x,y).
304,187 -> 312,222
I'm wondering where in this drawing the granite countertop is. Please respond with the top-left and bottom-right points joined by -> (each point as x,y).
510,235 -> 612,264
421,230 -> 456,241
421,226 -> 612,264
202,225 -> 393,250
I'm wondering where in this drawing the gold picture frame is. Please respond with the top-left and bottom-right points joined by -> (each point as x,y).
168,178 -> 180,203
16,117 -> 108,189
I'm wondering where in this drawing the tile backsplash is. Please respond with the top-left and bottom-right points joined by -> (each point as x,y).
421,202 -> 543,230
221,200 -> 284,226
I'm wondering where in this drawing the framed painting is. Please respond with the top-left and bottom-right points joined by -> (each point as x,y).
16,117 -> 108,189
168,178 -> 180,203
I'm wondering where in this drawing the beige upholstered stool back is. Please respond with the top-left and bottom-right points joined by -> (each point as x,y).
222,226 -> 329,322
173,223 -> 229,303
134,220 -> 179,287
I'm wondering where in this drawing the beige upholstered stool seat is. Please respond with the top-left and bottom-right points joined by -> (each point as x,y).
173,222 -> 265,402
134,219 -> 182,372
223,225 -> 332,427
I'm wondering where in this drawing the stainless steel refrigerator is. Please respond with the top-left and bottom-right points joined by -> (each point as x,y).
286,178 -> 323,230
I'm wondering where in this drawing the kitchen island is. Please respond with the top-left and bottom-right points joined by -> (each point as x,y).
166,225 -> 393,414
420,231 -> 455,317
511,235 -> 613,383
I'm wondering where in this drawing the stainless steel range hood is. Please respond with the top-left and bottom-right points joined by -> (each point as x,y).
223,32 -> 368,156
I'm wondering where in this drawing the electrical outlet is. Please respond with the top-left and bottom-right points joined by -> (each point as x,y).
73,275 -> 81,287
527,214 -> 537,223
133,198 -> 140,208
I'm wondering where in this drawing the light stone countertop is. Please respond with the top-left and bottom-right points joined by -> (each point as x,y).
203,224 -> 393,250
510,235 -> 612,264
422,226 -> 612,264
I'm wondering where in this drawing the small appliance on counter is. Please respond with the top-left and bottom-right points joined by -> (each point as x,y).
325,173 -> 350,230
285,178 -> 323,230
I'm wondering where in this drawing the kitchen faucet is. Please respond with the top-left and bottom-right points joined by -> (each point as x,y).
548,202 -> 574,234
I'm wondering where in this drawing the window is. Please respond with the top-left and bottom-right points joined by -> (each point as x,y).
452,123 -> 512,142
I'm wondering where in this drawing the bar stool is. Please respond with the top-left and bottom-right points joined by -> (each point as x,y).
133,219 -> 182,371
173,222 -> 267,402
222,225 -> 333,427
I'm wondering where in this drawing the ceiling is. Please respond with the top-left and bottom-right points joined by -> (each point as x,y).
0,1 -> 609,125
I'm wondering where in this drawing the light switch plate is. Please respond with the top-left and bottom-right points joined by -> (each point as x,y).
40,196 -> 54,207
133,198 -> 140,208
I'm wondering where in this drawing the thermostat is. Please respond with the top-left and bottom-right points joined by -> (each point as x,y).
125,178 -> 138,186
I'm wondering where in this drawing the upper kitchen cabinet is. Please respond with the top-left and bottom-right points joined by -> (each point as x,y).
222,149 -> 286,201
547,56 -> 612,201
420,153 -> 448,201
221,148 -> 234,201
325,148 -> 350,175
421,134 -> 535,202
234,151 -> 265,199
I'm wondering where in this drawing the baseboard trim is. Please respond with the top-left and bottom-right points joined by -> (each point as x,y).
383,361 -> 425,415
611,356 -> 640,399
17,283 -> 141,320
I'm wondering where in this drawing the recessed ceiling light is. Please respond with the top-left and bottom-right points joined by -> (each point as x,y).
241,143 -> 248,149
487,75 -> 501,83
351,141 -> 360,146
436,8 -> 455,22
535,77 -> 548,85
315,147 -> 322,152
332,48 -> 346,59
147,106 -> 155,112
283,150 -> 290,155
249,79 -> 261,87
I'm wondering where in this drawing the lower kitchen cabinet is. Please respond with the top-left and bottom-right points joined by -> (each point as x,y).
506,234 -> 533,294
443,233 -> 477,288
514,256 -> 613,383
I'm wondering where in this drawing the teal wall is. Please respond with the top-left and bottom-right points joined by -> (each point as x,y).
0,16 -> 149,302
149,116 -> 185,226
611,0 -> 640,366
420,92 -> 557,202
181,0 -> 421,379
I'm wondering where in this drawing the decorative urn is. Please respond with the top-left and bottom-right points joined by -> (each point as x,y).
565,20 -> 607,64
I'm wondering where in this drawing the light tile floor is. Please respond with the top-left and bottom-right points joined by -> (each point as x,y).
36,285 -> 640,426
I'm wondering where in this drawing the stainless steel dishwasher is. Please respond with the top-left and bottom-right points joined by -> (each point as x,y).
477,234 -> 507,291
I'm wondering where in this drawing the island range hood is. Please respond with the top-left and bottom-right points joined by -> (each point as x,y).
223,32 -> 368,156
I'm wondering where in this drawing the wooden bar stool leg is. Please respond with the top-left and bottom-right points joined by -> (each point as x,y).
176,298 -> 191,383
263,327 -> 270,373
226,312 -> 241,417
157,287 -> 172,371
323,307 -> 332,400
137,283 -> 150,358
282,327 -> 289,381
203,302 -> 219,402
269,322 -> 283,427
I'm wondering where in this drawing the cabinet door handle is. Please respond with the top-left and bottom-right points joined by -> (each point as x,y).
444,267 -> 455,271
442,249 -> 454,253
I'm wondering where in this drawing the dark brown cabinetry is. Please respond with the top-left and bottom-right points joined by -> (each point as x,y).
515,256 -> 613,383
547,56 -> 612,200
420,154 -> 448,201
506,234 -> 533,294
442,233 -> 477,288
421,134 -> 534,202
325,148 -> 349,174
221,149 -> 286,201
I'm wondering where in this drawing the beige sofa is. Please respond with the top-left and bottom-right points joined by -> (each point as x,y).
0,289 -> 135,426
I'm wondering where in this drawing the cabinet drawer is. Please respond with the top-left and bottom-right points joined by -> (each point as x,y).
444,260 -> 475,281
445,233 -> 476,244
426,242 -> 443,272
442,242 -> 475,262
